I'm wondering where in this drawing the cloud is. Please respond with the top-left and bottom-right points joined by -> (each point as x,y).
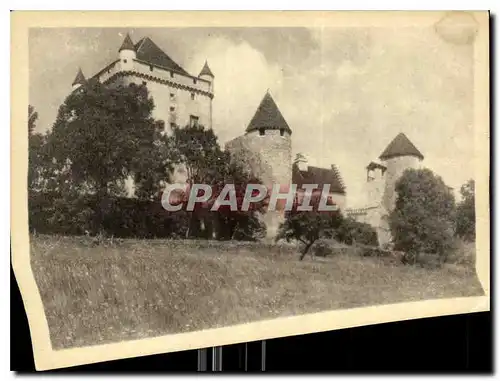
30,27 -> 476,208
187,37 -> 285,145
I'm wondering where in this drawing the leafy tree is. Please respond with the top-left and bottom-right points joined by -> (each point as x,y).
170,124 -> 267,240
455,179 -> 475,242
45,81 -> 172,232
389,168 -> 456,264
28,105 -> 38,135
275,193 -> 344,260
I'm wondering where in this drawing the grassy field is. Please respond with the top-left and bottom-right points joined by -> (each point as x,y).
30,234 -> 484,350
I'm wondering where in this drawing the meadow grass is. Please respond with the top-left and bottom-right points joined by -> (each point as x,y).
30,234 -> 484,350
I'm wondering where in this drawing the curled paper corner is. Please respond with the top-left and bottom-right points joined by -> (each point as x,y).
471,296 -> 490,314
434,11 -> 480,46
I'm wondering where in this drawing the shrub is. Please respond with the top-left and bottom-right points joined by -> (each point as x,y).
337,217 -> 379,247
28,191 -> 190,239
389,168 -> 456,264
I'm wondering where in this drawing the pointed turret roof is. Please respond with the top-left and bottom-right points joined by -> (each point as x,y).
118,33 -> 136,52
246,92 -> 292,134
379,132 -> 424,161
133,37 -> 189,76
199,60 -> 214,78
72,68 -> 86,86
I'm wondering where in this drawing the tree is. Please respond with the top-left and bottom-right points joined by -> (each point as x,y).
170,124 -> 267,240
28,105 -> 51,192
389,168 -> 456,264
28,105 -> 38,135
45,81 -> 172,232
293,152 -> 307,166
455,179 -> 475,242
275,193 -> 344,260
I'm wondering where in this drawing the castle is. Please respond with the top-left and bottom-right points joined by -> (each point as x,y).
71,33 -> 214,184
71,33 -> 425,246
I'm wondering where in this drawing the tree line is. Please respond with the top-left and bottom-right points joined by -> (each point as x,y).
28,81 -> 266,240
28,81 -> 476,264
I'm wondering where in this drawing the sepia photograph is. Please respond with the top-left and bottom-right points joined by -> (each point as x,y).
11,10 -> 490,370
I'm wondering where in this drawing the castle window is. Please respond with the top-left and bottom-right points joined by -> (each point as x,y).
170,122 -> 176,129
190,115 -> 199,127
150,65 -> 154,72
170,71 -> 174,78
170,106 -> 175,112
123,59 -> 127,63
191,93 -> 195,100
367,169 -> 375,182
259,128 -> 265,136
170,93 -> 175,100
142,81 -> 147,86
193,78 -> 197,84
280,128 -> 285,137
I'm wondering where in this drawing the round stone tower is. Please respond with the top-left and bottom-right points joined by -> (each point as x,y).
379,132 -> 424,213
198,60 -> 214,93
118,33 -> 136,71
226,91 -> 292,240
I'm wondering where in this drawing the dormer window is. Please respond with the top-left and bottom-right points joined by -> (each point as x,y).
280,128 -> 285,137
259,128 -> 265,136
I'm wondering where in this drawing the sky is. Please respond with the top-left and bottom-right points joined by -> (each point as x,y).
29,26 -> 475,207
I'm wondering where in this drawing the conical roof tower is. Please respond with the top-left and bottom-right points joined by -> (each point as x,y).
199,60 -> 214,78
71,68 -> 86,87
118,33 -> 136,52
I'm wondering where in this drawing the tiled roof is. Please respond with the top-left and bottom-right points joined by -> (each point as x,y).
118,33 -> 136,52
292,164 -> 346,194
134,37 -> 190,76
246,92 -> 292,134
72,68 -> 86,86
366,161 -> 387,171
379,133 -> 424,161
199,61 -> 214,78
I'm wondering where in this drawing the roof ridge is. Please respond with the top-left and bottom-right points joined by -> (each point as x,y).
133,36 -> 190,76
